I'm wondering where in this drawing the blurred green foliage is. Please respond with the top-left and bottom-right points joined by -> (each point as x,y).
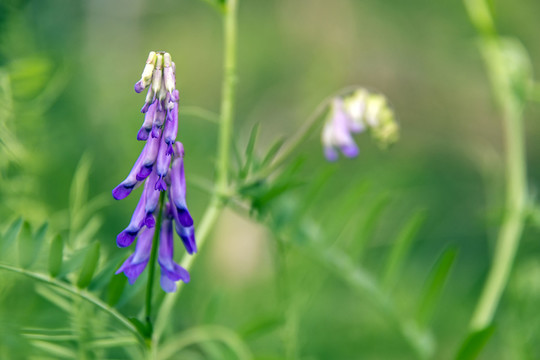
0,0 -> 540,359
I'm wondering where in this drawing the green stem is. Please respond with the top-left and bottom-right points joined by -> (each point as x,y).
469,99 -> 526,330
153,0 -> 239,345
256,85 -> 360,179
0,263 -> 144,344
145,191 -> 166,328
464,1 -> 528,331
216,0 -> 238,197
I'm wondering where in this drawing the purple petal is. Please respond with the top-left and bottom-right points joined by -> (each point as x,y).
112,145 -> 148,199
145,171 -> 161,213
164,102 -> 178,146
324,147 -> 339,162
341,144 -> 359,158
144,213 -> 155,228
112,184 -> 135,200
170,153 -> 193,226
137,128 -> 150,141
156,135 -> 171,179
158,219 -> 190,292
116,227 -> 154,283
177,209 -> 193,227
155,176 -> 167,191
136,165 -> 153,181
117,230 -> 137,247
134,80 -> 145,94
160,275 -> 178,292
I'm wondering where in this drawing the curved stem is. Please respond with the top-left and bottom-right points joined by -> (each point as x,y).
145,191 -> 166,328
257,85 -> 360,179
469,99 -> 526,330
464,0 -> 528,331
0,263 -> 144,344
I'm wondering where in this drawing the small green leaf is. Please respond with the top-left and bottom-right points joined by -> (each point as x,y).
417,246 -> 458,326
239,123 -> 260,179
382,210 -> 426,290
77,242 -> 100,288
456,325 -> 496,360
49,235 -> 64,277
1,217 -> 23,254
261,137 -> 286,168
18,221 -> 34,268
107,272 -> 127,306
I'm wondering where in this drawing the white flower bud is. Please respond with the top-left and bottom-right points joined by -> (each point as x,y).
140,51 -> 157,87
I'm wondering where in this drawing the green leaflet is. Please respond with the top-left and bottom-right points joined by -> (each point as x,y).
0,216 -> 22,255
49,235 -> 63,277
417,246 -> 458,327
77,242 -> 100,289
382,210 -> 426,291
239,122 -> 260,179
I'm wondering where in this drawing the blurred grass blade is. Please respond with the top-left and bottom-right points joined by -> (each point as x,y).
382,210 -> 426,290
49,235 -> 64,277
20,222 -> 48,269
1,216 -> 23,254
261,136 -> 286,168
72,215 -> 103,248
35,284 -> 71,312
354,194 -> 391,258
417,246 -> 458,326
18,221 -> 34,268
77,242 -> 100,288
31,340 -> 76,358
239,315 -> 282,340
69,153 -> 92,244
239,122 -> 260,179
89,336 -> 138,348
456,325 -> 496,360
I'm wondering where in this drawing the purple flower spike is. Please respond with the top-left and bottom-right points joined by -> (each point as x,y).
116,226 -> 155,284
158,218 -> 190,292
114,51 -> 197,292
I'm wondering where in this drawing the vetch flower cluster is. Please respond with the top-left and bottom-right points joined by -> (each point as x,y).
321,89 -> 399,161
112,51 -> 196,292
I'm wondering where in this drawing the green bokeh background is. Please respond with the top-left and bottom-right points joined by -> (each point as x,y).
1,0 -> 539,358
